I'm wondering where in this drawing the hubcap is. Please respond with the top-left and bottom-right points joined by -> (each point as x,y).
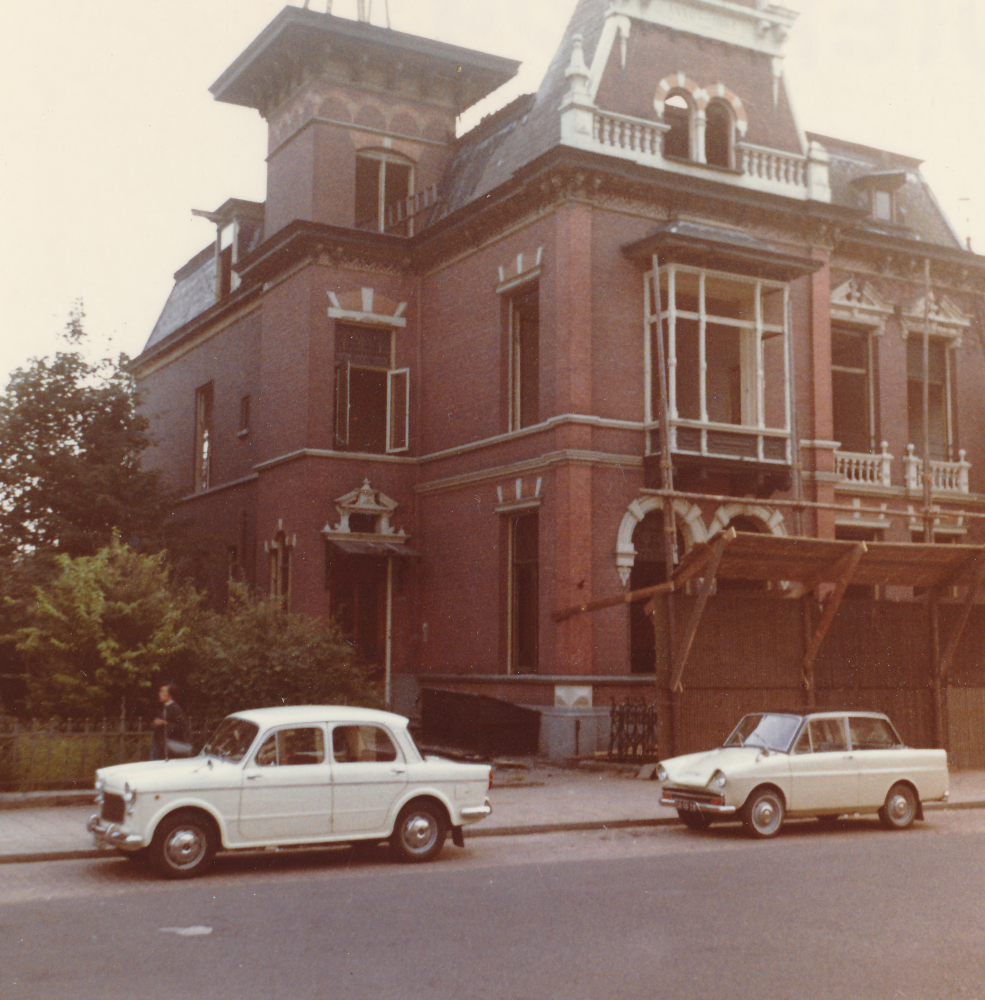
752,798 -> 779,833
165,827 -> 206,869
889,793 -> 911,822
403,814 -> 436,852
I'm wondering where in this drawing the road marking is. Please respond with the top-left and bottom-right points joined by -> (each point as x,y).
159,926 -> 213,937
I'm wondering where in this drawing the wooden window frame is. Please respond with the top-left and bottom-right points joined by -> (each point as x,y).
193,382 -> 214,493
355,150 -> 416,235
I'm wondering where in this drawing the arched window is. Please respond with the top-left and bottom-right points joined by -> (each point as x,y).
663,93 -> 692,160
355,149 -> 414,235
628,511 -> 684,674
705,99 -> 734,169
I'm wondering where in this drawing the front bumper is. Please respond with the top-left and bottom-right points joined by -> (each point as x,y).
459,799 -> 493,824
87,814 -> 144,851
660,788 -> 737,816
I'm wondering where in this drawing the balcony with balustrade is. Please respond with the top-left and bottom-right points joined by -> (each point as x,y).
904,444 -> 970,494
834,442 -> 893,489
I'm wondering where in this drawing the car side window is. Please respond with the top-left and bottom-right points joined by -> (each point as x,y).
254,727 -> 325,767
808,718 -> 848,753
849,717 -> 897,751
793,728 -> 812,754
332,725 -> 399,763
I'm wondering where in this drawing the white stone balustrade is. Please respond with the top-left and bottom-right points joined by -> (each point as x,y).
835,443 -> 893,487
904,444 -> 971,493
737,143 -> 807,188
593,110 -> 666,157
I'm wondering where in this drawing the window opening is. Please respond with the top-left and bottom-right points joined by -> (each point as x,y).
334,324 -> 409,455
509,286 -> 540,430
629,511 -> 683,674
239,394 -> 251,435
217,224 -> 234,299
269,531 -> 292,608
872,189 -> 893,222
331,725 -> 398,763
907,338 -> 950,461
355,151 -> 414,235
831,328 -> 875,453
663,93 -> 691,160
255,727 -> 326,767
704,100 -> 733,168
509,513 -> 539,673
194,382 -> 214,492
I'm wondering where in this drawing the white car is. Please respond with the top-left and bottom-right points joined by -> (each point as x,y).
657,710 -> 949,838
87,706 -> 492,878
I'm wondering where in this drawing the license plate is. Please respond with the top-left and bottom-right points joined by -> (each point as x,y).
678,799 -> 697,812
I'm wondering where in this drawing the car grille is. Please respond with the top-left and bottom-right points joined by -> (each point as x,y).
101,793 -> 125,824
662,786 -> 720,806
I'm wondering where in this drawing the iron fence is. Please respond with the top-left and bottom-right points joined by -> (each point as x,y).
608,700 -> 659,762
0,719 -> 202,793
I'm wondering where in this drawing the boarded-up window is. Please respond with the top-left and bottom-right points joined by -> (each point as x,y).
510,513 -> 539,673
510,286 -> 539,430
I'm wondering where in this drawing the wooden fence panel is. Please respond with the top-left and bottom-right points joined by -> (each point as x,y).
947,688 -> 985,769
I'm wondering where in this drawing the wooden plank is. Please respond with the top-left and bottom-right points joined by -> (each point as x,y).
801,543 -> 866,691
937,554 -> 985,687
552,580 -> 674,623
668,529 -> 735,693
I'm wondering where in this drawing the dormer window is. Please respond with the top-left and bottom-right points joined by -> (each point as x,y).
705,99 -> 734,169
355,150 -> 414,235
850,170 -> 907,225
873,189 -> 893,222
663,93 -> 693,160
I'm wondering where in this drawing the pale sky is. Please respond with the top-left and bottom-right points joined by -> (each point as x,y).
1,0 -> 983,382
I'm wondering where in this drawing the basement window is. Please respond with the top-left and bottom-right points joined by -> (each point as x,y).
355,150 -> 414,235
334,324 -> 409,454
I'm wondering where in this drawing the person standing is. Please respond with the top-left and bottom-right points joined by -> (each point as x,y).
151,682 -> 190,760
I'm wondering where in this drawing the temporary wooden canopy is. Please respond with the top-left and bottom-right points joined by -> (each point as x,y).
555,531 -> 985,709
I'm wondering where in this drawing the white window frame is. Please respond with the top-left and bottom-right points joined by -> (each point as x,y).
355,149 -> 416,235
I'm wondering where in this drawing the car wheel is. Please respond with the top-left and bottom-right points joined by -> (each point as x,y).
391,801 -> 447,863
678,811 -> 712,830
150,811 -> 217,879
743,788 -> 785,839
879,782 -> 918,831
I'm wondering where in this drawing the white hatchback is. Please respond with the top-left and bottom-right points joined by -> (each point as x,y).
87,706 -> 492,877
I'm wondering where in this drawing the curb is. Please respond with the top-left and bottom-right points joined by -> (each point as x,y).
0,791 -> 96,811
2,799 -> 983,866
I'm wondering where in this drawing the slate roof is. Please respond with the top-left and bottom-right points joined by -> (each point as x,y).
809,132 -> 961,250
145,246 -> 217,351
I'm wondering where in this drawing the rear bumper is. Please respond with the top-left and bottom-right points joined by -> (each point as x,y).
459,800 -> 492,824
87,814 -> 144,851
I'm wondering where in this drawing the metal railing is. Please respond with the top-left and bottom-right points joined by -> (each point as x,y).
0,719 -> 201,793
607,700 -> 659,763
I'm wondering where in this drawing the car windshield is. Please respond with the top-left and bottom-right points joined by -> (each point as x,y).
202,717 -> 260,762
724,714 -> 801,753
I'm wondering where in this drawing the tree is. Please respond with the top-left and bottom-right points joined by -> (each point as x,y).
195,585 -> 380,724
15,535 -> 201,719
0,305 -> 171,561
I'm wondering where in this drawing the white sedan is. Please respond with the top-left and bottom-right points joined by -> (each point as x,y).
657,710 -> 948,838
87,706 -> 492,877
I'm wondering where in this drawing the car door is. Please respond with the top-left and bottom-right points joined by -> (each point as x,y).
239,725 -> 333,842
788,717 -> 858,813
849,716 -> 903,808
329,724 -> 407,836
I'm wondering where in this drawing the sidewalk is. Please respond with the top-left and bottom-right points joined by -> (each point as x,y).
1,765 -> 983,865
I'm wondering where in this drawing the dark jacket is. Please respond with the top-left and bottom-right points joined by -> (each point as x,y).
153,701 -> 189,757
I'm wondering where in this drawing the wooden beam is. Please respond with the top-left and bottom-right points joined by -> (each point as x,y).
937,554 -> 985,687
800,542 -> 866,691
785,547 -> 858,600
552,580 -> 674,623
668,529 -> 735,693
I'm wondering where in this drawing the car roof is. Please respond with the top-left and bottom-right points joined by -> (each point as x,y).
753,710 -> 890,722
229,706 -> 409,728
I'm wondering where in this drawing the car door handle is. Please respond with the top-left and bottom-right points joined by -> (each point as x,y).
391,768 -> 406,775
247,774 -> 263,780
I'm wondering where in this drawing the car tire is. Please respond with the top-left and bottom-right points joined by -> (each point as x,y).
150,810 -> 217,879
742,788 -> 785,839
879,782 -> 918,831
390,801 -> 447,863
678,811 -> 712,830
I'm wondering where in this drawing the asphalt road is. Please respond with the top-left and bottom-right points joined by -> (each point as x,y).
2,812 -> 984,1000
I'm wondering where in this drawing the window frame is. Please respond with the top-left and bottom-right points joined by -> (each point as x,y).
193,382 -> 214,493
354,149 -> 416,235
831,325 -> 877,454
906,335 -> 953,462
508,284 -> 540,432
507,511 -> 539,675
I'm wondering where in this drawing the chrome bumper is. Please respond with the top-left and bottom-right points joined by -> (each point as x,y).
87,813 -> 144,851
660,792 -> 737,816
460,799 -> 493,823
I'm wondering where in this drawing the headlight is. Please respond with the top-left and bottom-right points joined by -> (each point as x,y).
710,770 -> 727,790
94,777 -> 106,792
123,782 -> 137,814
656,765 -> 668,783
